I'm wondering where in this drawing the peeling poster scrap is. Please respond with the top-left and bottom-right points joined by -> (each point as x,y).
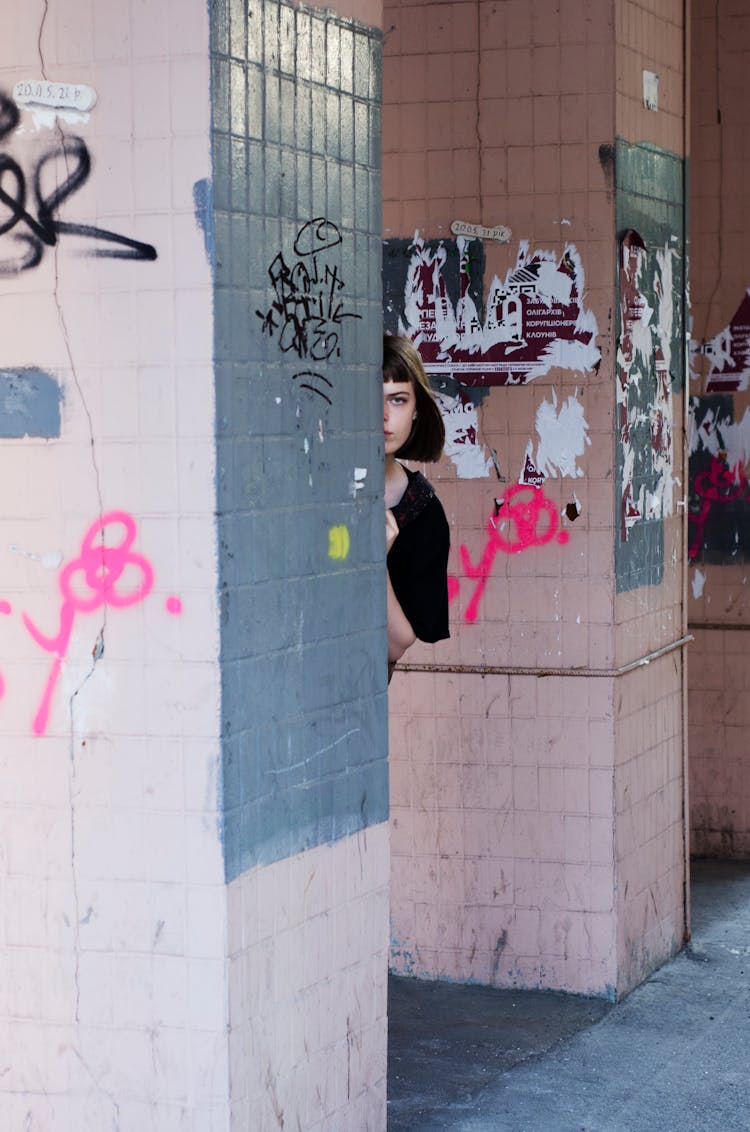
616,230 -> 675,542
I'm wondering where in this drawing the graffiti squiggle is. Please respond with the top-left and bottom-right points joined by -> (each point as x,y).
0,92 -> 157,273
450,485 -> 569,623
256,218 -> 361,406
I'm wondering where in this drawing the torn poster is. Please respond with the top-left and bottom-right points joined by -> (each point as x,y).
391,233 -> 599,386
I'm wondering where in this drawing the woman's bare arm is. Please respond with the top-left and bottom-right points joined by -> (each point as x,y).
386,509 -> 416,663
386,571 -> 416,662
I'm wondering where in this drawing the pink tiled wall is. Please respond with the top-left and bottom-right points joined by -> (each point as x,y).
689,626 -> 750,857
615,0 -> 686,150
385,0 -> 688,997
614,660 -> 686,992
0,3 -> 228,1126
389,672 -> 618,994
227,825 -> 389,1132
688,0 -> 750,858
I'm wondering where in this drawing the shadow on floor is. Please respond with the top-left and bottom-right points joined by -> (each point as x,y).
387,977 -> 610,1130
387,858 -> 750,1131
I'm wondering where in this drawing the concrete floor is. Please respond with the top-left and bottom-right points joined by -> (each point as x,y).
387,859 -> 750,1131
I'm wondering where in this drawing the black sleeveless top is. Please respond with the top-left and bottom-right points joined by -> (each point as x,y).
387,466 -> 450,643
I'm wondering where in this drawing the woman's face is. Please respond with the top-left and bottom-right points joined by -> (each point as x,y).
383,380 -> 416,456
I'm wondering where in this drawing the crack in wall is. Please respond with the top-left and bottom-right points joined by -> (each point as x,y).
46,61 -> 109,1093
71,1046 -> 122,1130
52,225 -> 106,1034
38,0 -> 50,79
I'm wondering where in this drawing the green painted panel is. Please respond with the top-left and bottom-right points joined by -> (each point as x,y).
615,139 -> 686,593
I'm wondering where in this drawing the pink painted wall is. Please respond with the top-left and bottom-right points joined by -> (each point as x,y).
688,0 -> 750,859
385,0 -> 688,998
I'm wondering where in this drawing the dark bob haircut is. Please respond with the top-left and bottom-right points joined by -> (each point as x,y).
383,334 -> 445,463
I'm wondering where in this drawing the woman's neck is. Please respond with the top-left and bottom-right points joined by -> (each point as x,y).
385,456 -> 408,509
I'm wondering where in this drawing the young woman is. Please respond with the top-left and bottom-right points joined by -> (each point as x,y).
383,334 -> 450,680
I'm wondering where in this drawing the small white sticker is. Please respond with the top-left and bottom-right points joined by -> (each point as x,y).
643,71 -> 659,112
450,220 -> 512,244
350,467 -> 367,497
13,79 -> 97,112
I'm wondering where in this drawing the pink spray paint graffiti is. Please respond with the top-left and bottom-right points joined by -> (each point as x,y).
688,456 -> 750,563
0,600 -> 10,699
24,512 -> 153,735
450,485 -> 569,623
0,511 -> 182,735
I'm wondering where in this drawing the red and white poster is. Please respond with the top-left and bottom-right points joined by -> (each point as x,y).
399,234 -> 600,386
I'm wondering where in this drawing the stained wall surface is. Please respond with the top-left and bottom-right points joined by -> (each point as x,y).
0,3 -> 228,1127
384,0 -> 688,998
688,0 -> 750,858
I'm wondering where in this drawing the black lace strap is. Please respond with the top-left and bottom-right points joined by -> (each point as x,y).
392,471 -> 435,530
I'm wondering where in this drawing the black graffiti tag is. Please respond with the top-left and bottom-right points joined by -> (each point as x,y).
0,92 -> 156,273
257,218 -> 361,382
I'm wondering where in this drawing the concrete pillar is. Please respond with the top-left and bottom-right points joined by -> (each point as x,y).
212,0 -> 390,1123
384,0 -> 688,999
0,0 -> 389,1127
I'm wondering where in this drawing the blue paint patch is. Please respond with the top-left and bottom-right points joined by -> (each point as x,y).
192,177 -> 215,267
0,368 -> 61,438
211,1 -> 388,884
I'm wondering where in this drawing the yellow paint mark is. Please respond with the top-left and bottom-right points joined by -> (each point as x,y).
328,524 -> 350,561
